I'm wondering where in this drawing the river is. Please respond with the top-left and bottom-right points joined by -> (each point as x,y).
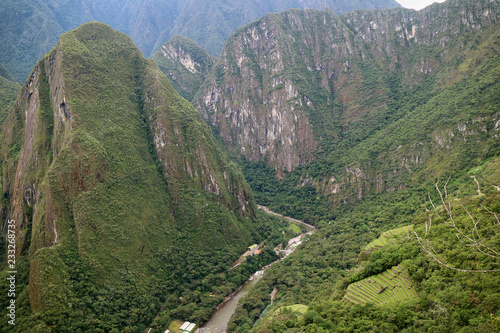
198,207 -> 315,333
198,271 -> 264,333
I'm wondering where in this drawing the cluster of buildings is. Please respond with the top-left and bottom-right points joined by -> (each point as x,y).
178,322 -> 196,332
248,244 -> 262,255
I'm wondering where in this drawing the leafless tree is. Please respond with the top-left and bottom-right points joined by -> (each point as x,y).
412,178 -> 500,273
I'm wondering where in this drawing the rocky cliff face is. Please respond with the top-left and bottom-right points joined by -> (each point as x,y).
0,23 -> 255,326
194,0 -> 500,180
194,8 -> 390,176
341,0 -> 500,86
152,35 -> 215,102
312,0 -> 500,203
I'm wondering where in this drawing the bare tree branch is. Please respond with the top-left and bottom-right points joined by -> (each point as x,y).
412,179 -> 500,273
412,231 -> 500,273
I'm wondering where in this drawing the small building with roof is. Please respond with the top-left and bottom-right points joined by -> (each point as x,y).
179,321 -> 196,333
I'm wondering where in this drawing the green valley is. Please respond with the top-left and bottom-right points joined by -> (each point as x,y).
0,0 -> 499,332
186,0 -> 500,332
0,23 -> 298,332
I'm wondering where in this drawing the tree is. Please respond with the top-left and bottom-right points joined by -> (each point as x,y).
412,179 -> 500,273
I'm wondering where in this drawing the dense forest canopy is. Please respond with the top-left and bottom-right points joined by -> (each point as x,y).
0,0 -> 499,332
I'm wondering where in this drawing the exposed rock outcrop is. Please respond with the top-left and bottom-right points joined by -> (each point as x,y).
194,0 -> 500,179
152,35 -> 215,102
0,23 -> 256,323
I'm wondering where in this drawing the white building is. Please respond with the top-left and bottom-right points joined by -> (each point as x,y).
179,321 -> 196,333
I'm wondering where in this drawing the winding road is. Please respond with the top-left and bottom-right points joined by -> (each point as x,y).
198,206 -> 316,332
148,206 -> 316,333
257,205 -> 317,231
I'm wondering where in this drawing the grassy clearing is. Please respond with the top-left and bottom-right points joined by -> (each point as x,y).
283,304 -> 308,315
168,320 -> 183,332
363,225 -> 413,253
289,224 -> 302,234
258,304 -> 309,327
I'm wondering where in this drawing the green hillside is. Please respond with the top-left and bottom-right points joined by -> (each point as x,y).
361,225 -> 413,257
152,35 -> 215,102
0,63 -> 16,82
0,22 -> 282,332
232,158 -> 500,332
0,74 -> 19,130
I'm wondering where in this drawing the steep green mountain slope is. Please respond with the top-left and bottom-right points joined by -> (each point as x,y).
0,63 -> 16,82
0,0 -> 401,82
152,35 -> 216,102
0,22 -> 271,332
0,64 -> 20,129
237,168 -> 500,332
195,0 -> 500,187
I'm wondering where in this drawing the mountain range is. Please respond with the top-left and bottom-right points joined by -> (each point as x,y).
0,0 -> 400,82
0,22 -> 270,331
155,0 -> 499,208
0,0 -> 499,332
193,0 -> 500,179
152,1 -> 500,330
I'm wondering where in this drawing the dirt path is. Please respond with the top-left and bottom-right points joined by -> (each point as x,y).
257,205 -> 317,231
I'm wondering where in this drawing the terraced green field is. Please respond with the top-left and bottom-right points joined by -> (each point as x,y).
344,265 -> 418,305
363,225 -> 413,253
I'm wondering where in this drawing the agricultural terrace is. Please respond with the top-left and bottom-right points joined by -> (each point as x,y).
344,265 -> 418,305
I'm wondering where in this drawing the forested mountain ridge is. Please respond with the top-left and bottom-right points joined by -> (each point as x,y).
0,64 -> 19,131
0,0 -> 401,83
159,0 -> 401,57
194,0 -> 500,188
0,0 -> 181,81
0,63 -> 16,82
152,35 -> 216,102
0,22 -> 275,331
